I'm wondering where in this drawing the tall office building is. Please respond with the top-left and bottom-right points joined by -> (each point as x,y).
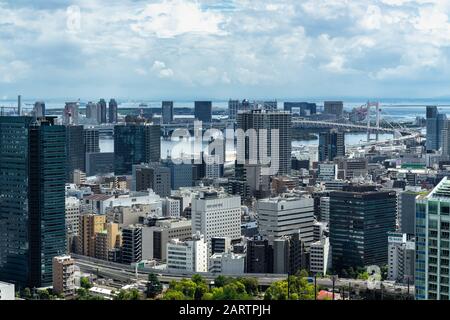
121,225 -> 143,265
114,123 -> 161,175
161,101 -> 174,124
0,116 -> 66,288
108,99 -> 118,123
399,191 -> 418,236
165,161 -> 193,190
194,101 -> 212,123
387,232 -> 415,284
324,101 -> 344,118
257,195 -> 314,248
318,130 -> 345,162
246,236 -> 274,273
237,109 -> 292,175
33,101 -> 46,118
426,106 -> 448,153
83,127 -> 100,153
63,102 -> 79,125
132,163 -> 171,197
228,99 -> 240,120
191,190 -> 241,241
77,214 -> 106,257
65,125 -> 85,182
86,102 -> 99,124
416,177 -> 450,300
98,99 -> 107,124
329,186 -> 397,270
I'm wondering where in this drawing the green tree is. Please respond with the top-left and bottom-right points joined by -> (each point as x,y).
37,289 -> 50,300
238,277 -> 259,295
147,273 -> 163,299
214,275 -> 231,288
191,274 -> 205,285
22,288 -> 32,299
80,277 -> 92,289
114,289 -> 142,300
163,290 -> 185,300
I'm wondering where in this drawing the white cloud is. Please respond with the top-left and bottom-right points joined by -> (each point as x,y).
151,60 -> 174,78
0,60 -> 30,83
130,0 -> 226,38
2,0 -> 450,98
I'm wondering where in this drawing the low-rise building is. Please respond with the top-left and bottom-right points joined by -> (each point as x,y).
209,252 -> 245,274
167,233 -> 208,272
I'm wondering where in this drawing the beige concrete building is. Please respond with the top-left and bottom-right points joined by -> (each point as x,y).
77,214 -> 106,257
53,255 -> 75,298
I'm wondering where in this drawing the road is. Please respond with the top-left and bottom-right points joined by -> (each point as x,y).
73,255 -> 414,295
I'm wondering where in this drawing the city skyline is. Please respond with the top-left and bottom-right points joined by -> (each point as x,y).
2,0 -> 450,99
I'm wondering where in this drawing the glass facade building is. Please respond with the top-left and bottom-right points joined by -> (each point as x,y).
114,123 -> 161,175
416,177 -> 450,300
0,116 -> 66,288
329,186 -> 397,270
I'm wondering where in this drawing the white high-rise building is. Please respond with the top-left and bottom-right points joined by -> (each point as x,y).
66,197 -> 80,235
388,232 -> 415,284
191,190 -> 241,241
167,232 -> 208,272
257,195 -> 314,247
309,237 -> 331,275
319,197 -> 330,223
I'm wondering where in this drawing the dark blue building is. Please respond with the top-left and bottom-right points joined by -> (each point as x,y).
114,122 -> 161,175
194,101 -> 212,123
0,116 -> 67,288
318,130 -> 345,162
329,186 -> 397,271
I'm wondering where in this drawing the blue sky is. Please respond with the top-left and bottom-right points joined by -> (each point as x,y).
1,0 -> 450,100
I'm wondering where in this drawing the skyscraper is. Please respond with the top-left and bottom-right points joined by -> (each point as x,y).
161,101 -> 174,124
65,125 -> 85,182
86,102 -> 99,124
98,99 -> 107,124
228,99 -> 240,120
416,177 -> 450,300
329,186 -> 397,270
324,101 -> 344,118
194,101 -> 212,123
114,122 -> 161,175
108,99 -> 118,123
318,129 -> 345,162
84,127 -> 100,153
33,101 -> 46,118
237,109 -> 292,175
426,105 -> 447,152
63,102 -> 79,125
0,116 -> 66,288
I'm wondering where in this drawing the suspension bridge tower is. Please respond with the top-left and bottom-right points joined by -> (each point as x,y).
366,101 -> 381,141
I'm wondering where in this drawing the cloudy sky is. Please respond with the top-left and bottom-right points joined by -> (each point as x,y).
1,0 -> 450,100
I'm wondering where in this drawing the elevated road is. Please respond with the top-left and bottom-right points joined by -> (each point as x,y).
73,255 -> 413,295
